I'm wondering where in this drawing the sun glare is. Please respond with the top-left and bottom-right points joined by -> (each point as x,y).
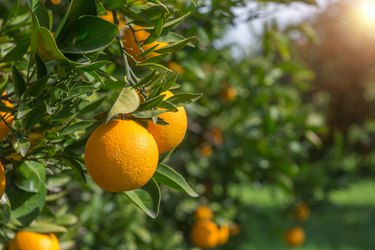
357,0 -> 375,26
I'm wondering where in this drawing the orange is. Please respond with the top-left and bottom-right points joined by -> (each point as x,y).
191,220 -> 220,249
168,61 -> 185,74
195,205 -> 213,220
0,162 -> 5,198
218,224 -> 230,245
294,202 -> 310,221
199,142 -> 212,157
122,25 -> 168,61
284,226 -> 305,247
147,91 -> 187,154
100,11 -> 126,30
210,127 -> 223,146
84,119 -> 159,192
220,85 -> 237,102
50,0 -> 61,5
9,231 -> 60,250
0,93 -> 13,140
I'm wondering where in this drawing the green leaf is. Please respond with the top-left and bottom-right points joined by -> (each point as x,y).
138,94 -> 165,111
143,17 -> 164,45
132,109 -> 168,119
137,62 -> 171,71
6,163 -> 46,227
1,36 -> 30,63
16,137 -> 31,157
55,0 -> 97,40
35,54 -> 47,79
56,214 -> 78,226
154,37 -> 195,54
23,221 -> 67,233
163,12 -> 191,30
58,16 -> 118,54
63,155 -> 88,178
141,52 -> 170,64
154,163 -> 198,197
12,66 -> 26,97
134,70 -> 160,88
106,87 -> 140,121
166,92 -> 202,106
32,0 -> 50,29
37,27 -> 69,61
27,76 -> 48,98
157,100 -> 178,112
103,0 -> 127,9
22,102 -> 46,129
0,196 -> 11,225
124,178 -> 161,219
76,61 -> 111,71
60,121 -> 96,136
14,161 -> 43,193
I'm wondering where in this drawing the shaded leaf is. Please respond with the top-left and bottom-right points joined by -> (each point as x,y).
12,66 -> 26,97
6,164 -> 46,227
138,94 -> 165,111
14,161 -> 43,193
1,36 -> 30,63
0,196 -> 11,225
166,92 -> 202,106
55,0 -> 97,40
59,16 -> 118,54
76,61 -> 111,71
124,178 -> 161,219
28,76 -> 48,98
35,53 -> 47,79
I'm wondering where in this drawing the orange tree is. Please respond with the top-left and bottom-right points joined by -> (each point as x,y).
0,0 -> 202,248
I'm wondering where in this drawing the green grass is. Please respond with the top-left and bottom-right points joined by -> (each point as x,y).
224,180 -> 375,250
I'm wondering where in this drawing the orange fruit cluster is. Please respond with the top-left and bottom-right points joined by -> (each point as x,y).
84,91 -> 187,192
190,205 -> 230,249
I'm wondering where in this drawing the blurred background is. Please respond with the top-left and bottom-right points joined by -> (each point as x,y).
160,0 -> 375,249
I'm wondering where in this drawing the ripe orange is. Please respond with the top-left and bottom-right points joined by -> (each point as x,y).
84,119 -> 159,192
218,224 -> 230,245
122,25 -> 168,61
199,142 -> 212,157
50,0 -> 61,5
168,61 -> 185,74
195,205 -> 213,220
0,93 -> 13,140
294,202 -> 310,221
210,127 -> 223,146
0,162 -> 5,198
147,91 -> 187,154
191,220 -> 220,249
9,231 -> 60,250
284,226 -> 305,247
220,85 -> 237,102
